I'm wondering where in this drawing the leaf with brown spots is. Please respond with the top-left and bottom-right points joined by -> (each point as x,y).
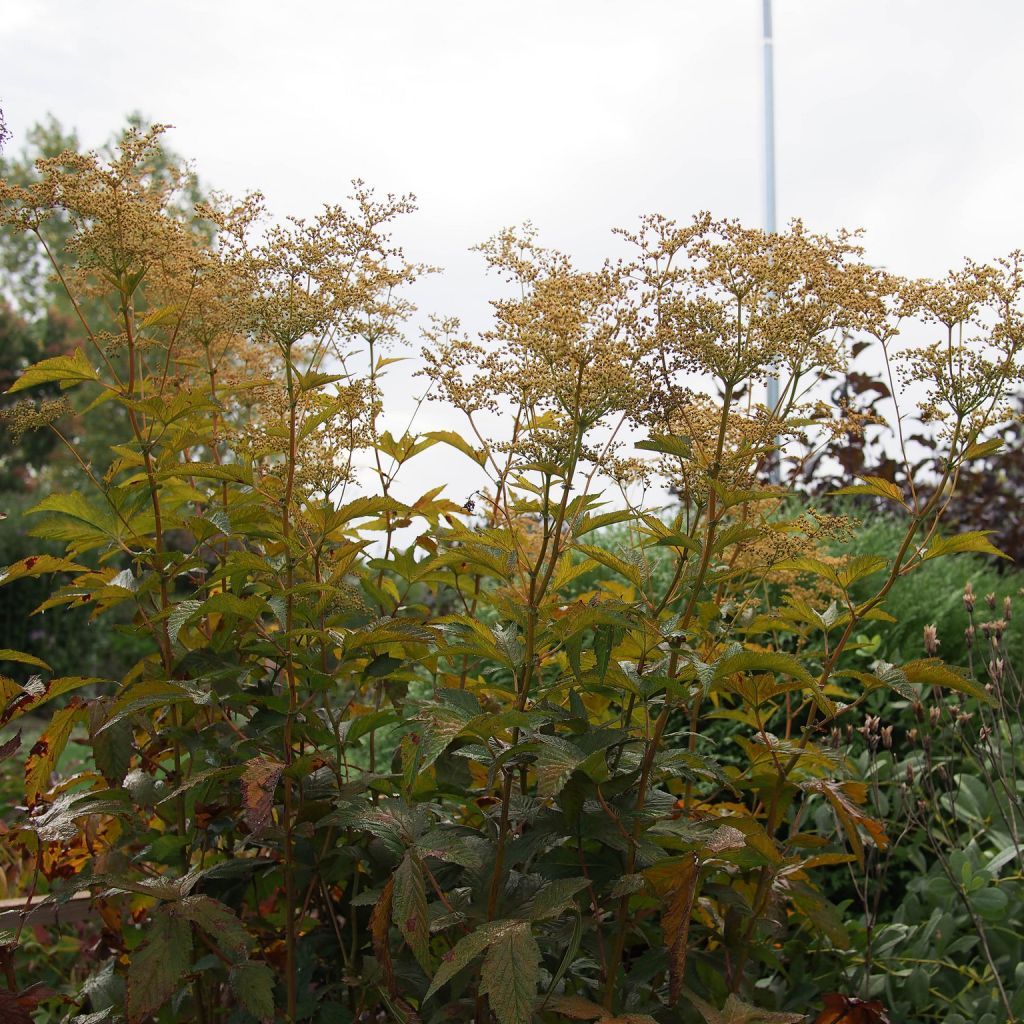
392,850 -> 431,972
25,698 -> 86,802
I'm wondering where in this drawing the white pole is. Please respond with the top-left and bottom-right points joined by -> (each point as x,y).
762,0 -> 782,482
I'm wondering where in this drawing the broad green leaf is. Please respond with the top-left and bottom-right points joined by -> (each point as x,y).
635,434 -> 692,459
479,920 -> 541,1024
686,990 -> 804,1024
125,908 -> 192,1023
523,877 -> 588,920
901,658 -> 996,704
393,851 -> 431,971
0,648 -> 51,671
423,429 -> 488,466
173,895 -> 251,962
829,476 -> 906,506
424,920 -> 515,1001
229,961 -> 275,1020
535,735 -> 585,798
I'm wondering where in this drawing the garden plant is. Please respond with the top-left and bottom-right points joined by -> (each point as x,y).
0,125 -> 1022,1024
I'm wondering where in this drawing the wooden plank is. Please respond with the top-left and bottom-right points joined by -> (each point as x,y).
0,891 -> 94,931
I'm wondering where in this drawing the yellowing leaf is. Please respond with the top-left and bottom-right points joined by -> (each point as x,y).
25,699 -> 86,801
922,530 -> 1010,562
8,348 -> 101,393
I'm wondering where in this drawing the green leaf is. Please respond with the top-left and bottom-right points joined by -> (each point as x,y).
713,650 -> 835,715
393,851 -> 431,972
0,648 -> 51,671
963,438 -> 1004,460
8,348 -> 101,393
829,475 -> 906,505
229,961 -> 275,1020
423,430 -> 488,466
685,990 -> 804,1024
125,908 -> 193,1023
479,920 -> 541,1024
173,895 -> 251,962
970,886 -> 1008,919
424,920 -> 513,1001
635,434 -> 692,459
523,877 -> 588,921
535,735 -> 585,798
902,658 -> 996,704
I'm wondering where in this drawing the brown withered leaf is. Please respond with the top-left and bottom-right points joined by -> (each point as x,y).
814,993 -> 891,1024
370,875 -> 396,997
646,852 -> 699,1004
0,987 -> 36,1024
804,779 -> 888,869
240,756 -> 283,834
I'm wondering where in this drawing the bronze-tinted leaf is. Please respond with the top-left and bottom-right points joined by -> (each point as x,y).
241,756 -> 283,834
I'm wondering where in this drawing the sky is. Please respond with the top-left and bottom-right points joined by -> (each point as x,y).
3,0 -> 1022,499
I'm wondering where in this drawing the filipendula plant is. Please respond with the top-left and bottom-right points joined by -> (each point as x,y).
0,133 -> 1021,1024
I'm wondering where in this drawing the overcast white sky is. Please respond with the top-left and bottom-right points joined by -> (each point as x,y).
4,0 -> 1022,498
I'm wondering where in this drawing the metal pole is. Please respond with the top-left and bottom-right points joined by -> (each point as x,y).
762,0 -> 782,482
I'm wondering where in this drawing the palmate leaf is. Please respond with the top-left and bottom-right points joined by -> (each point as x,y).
125,908 -> 193,1023
479,921 -> 541,1024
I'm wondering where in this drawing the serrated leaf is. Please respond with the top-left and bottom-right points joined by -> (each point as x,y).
523,877 -> 588,920
901,658 -> 995,704
423,430 -> 488,466
25,698 -> 85,801
125,908 -> 193,1023
425,920 -> 513,1001
535,735 -> 585,798
167,600 -> 203,644
922,530 -> 1010,562
479,920 -> 541,1024
173,895 -> 250,962
393,851 -> 431,972
0,554 -> 87,586
635,434 -> 692,459
229,961 -> 275,1020
8,348 -> 101,392
0,648 -> 51,671
2,675 -> 101,726
27,790 -> 129,842
687,990 -> 805,1024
